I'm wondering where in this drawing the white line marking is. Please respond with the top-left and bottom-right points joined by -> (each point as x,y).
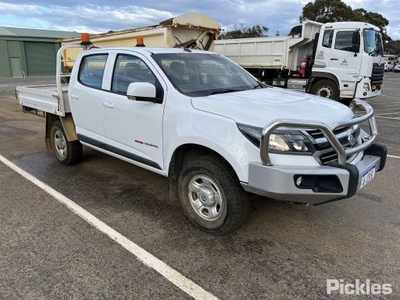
375,116 -> 400,120
375,112 -> 400,116
0,154 -> 218,300
388,154 -> 400,159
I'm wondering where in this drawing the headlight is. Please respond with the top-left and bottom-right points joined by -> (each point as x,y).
237,123 -> 315,153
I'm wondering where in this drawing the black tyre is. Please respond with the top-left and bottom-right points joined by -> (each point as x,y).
178,156 -> 249,235
50,121 -> 82,165
310,79 -> 339,100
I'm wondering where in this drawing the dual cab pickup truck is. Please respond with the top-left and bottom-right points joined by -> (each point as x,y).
16,44 -> 387,235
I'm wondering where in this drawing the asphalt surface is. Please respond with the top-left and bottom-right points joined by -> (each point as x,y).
1,74 -> 399,299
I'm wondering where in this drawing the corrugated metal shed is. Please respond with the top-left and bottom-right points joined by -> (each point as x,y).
0,27 -> 79,39
0,27 -> 79,77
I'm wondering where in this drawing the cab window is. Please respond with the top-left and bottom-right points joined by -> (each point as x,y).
334,31 -> 357,52
322,30 -> 333,48
78,54 -> 108,89
111,54 -> 157,95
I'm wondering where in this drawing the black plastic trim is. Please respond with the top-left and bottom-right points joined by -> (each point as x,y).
364,143 -> 387,171
78,134 -> 162,170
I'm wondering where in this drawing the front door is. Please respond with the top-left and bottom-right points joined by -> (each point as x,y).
328,30 -> 362,80
101,53 -> 166,170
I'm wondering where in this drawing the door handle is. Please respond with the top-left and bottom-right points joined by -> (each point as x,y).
103,101 -> 114,108
70,94 -> 79,99
330,58 -> 339,61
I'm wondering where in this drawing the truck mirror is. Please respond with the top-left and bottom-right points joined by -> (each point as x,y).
352,31 -> 360,54
126,82 -> 161,103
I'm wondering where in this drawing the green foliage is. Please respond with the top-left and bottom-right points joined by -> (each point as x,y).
385,40 -> 400,55
220,25 -> 269,39
300,0 -> 390,40
352,8 -> 389,36
300,0 -> 353,23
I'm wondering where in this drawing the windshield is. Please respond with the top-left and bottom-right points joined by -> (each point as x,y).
152,52 -> 263,97
363,29 -> 384,56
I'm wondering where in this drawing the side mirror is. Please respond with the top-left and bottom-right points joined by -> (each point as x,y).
352,31 -> 360,54
126,82 -> 161,104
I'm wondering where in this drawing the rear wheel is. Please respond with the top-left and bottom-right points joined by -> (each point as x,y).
50,121 -> 82,165
310,79 -> 339,100
178,156 -> 249,235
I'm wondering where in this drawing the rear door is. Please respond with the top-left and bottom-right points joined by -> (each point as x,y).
69,53 -> 108,145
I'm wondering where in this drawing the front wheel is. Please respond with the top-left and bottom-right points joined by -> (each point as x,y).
178,156 -> 249,235
310,79 -> 339,100
50,120 -> 82,165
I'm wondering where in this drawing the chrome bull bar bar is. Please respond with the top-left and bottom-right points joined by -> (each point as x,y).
260,98 -> 377,166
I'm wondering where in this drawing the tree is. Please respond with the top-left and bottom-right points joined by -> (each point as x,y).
385,40 -> 400,55
220,25 -> 268,39
300,0 -> 390,40
352,8 -> 389,37
300,0 -> 353,23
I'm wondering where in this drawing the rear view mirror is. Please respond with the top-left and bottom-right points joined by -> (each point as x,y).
127,82 -> 161,103
352,31 -> 360,53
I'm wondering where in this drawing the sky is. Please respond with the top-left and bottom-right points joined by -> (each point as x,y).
0,0 -> 399,40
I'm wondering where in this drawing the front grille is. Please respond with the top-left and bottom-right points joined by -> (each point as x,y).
307,126 -> 359,165
371,63 -> 384,86
319,136 -> 358,164
307,126 -> 351,140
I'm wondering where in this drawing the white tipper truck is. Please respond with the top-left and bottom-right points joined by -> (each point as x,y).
215,20 -> 385,102
60,12 -> 221,73
15,35 -> 387,234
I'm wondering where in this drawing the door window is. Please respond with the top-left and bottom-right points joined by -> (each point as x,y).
78,54 -> 108,89
334,31 -> 357,52
322,30 -> 333,48
111,55 -> 157,95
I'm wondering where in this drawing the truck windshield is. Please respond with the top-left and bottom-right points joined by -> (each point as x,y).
152,52 -> 262,97
363,29 -> 384,56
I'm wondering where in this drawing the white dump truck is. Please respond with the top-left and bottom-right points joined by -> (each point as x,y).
215,20 -> 385,101
15,34 -> 387,234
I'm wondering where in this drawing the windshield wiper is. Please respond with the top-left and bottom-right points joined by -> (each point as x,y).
253,83 -> 267,89
210,89 -> 242,95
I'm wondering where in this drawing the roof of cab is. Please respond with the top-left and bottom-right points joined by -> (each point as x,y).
85,47 -> 216,55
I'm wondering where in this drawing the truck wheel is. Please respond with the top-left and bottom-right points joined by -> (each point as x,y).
50,121 -> 82,165
178,156 -> 249,235
310,79 -> 339,100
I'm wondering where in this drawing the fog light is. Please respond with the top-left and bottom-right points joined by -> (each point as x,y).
294,175 -> 343,193
296,176 -> 302,186
363,83 -> 370,92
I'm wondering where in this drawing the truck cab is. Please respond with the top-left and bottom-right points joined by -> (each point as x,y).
215,21 -> 385,102
310,22 -> 385,100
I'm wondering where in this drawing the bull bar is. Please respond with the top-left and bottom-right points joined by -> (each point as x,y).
260,98 -> 377,166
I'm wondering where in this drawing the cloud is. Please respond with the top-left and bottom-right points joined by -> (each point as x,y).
0,2 -> 175,32
0,0 -> 399,40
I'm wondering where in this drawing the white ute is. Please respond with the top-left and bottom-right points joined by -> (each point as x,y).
16,41 -> 387,234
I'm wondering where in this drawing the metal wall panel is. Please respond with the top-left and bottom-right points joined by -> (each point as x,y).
0,40 -> 11,77
25,42 -> 56,76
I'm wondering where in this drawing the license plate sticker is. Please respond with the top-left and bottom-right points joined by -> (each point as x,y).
360,165 -> 376,189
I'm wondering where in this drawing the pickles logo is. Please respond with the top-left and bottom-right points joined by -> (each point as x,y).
326,279 -> 392,295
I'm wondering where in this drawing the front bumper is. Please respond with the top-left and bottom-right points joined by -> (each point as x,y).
354,77 -> 382,99
241,143 -> 387,205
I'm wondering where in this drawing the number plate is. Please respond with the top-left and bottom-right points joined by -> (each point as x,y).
360,165 -> 376,189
